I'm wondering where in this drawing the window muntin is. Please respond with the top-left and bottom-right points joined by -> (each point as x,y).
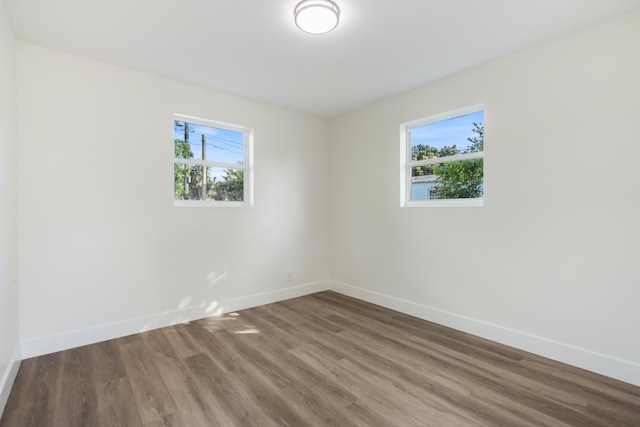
402,105 -> 484,206
174,115 -> 252,206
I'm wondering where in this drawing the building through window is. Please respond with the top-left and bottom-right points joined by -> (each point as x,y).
401,105 -> 484,207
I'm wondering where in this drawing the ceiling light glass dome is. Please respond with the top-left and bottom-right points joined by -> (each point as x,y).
294,0 -> 340,34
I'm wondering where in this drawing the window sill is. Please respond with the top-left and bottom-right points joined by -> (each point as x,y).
403,198 -> 483,207
174,200 -> 251,208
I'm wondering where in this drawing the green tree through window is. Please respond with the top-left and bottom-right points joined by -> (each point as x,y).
406,108 -> 484,203
173,116 -> 249,204
431,122 -> 484,199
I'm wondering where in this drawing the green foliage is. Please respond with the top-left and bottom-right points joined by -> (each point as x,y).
174,139 -> 199,200
411,144 -> 460,176
433,159 -> 483,199
467,122 -> 484,153
433,122 -> 484,199
210,169 -> 244,201
174,163 -> 189,199
174,139 -> 193,159
174,139 -> 244,201
411,122 -> 484,199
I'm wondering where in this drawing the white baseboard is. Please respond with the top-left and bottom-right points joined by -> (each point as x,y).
0,345 -> 21,417
329,280 -> 640,387
21,281 -> 330,359
18,279 -> 639,387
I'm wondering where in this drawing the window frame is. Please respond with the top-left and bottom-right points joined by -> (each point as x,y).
400,104 -> 484,207
173,114 -> 254,207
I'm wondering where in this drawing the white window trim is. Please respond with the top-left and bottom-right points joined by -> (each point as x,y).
173,114 -> 254,207
400,104 -> 484,207
411,150 -> 483,167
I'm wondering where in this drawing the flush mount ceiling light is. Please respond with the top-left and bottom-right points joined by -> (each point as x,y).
294,0 -> 340,34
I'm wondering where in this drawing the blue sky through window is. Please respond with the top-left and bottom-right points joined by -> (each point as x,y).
411,110 -> 484,152
174,121 -> 244,165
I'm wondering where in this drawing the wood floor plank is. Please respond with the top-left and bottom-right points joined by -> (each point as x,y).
96,376 -> 143,427
142,413 -> 176,427
228,363 -> 309,427
148,351 -> 220,427
53,346 -> 99,426
119,340 -> 177,424
327,312 -> 590,425
184,321 -> 249,374
288,342 -> 440,426
0,358 -> 38,426
183,352 -> 274,427
2,291 -> 639,426
289,330 -> 519,426
160,324 -> 204,360
225,333 -> 360,426
185,330 -> 308,427
139,328 -> 179,360
329,313 -> 592,419
89,339 -> 128,384
0,354 -> 63,427
311,296 -> 617,423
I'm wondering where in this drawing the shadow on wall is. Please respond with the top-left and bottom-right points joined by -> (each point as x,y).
136,269 -> 236,334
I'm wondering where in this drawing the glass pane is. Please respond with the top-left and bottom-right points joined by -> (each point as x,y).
174,163 -> 206,200
174,120 -> 244,164
174,121 -> 200,160
410,166 -> 438,201
204,127 -> 245,165
206,167 -> 244,202
411,159 -> 483,200
411,111 -> 484,160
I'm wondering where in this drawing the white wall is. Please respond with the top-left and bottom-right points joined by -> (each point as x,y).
10,6 -> 640,388
17,42 -> 330,355
329,10 -> 640,385
0,0 -> 20,414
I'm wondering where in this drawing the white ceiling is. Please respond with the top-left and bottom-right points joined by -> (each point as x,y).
4,0 -> 640,117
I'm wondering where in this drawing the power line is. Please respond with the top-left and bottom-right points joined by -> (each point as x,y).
175,136 -> 244,155
191,130 -> 244,147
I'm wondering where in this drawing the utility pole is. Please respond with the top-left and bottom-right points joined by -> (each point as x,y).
184,122 -> 190,196
202,134 -> 207,200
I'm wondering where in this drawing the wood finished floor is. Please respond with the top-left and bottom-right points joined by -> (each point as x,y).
2,291 -> 639,427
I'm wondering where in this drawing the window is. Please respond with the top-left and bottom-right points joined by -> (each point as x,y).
401,105 -> 484,207
174,114 -> 253,207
